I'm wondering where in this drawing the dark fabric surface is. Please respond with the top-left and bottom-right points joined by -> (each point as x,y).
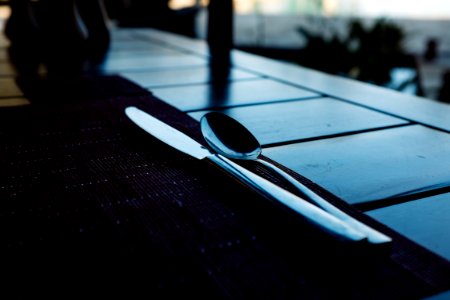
0,76 -> 449,299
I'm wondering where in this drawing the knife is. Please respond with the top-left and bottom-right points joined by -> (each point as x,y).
125,106 -> 366,242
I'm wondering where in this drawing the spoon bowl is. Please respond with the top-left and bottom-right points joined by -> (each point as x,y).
200,112 -> 391,244
200,112 -> 261,160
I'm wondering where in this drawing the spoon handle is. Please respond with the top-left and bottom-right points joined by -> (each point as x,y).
207,154 -> 367,243
257,159 -> 392,244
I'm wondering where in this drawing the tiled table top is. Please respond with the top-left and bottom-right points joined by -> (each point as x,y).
152,78 -> 320,111
368,192 -> 450,262
189,97 -> 408,146
264,125 -> 450,205
1,26 -> 449,295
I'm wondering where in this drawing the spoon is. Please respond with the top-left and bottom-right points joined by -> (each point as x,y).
200,112 -> 391,244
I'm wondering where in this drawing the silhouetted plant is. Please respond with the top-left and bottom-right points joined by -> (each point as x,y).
297,18 -> 407,86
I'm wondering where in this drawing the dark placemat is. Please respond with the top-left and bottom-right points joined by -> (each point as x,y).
0,76 -> 449,299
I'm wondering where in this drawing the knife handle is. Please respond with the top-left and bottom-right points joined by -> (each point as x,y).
207,154 -> 367,243
257,159 -> 391,244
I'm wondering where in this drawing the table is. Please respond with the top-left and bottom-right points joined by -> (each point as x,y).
117,28 -> 450,261
1,26 -> 449,298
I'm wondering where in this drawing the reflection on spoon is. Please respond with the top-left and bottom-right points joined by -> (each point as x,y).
200,112 -> 391,244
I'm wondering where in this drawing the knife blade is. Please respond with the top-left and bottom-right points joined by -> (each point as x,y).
125,106 -> 366,242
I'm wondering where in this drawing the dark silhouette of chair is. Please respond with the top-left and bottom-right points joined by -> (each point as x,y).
4,0 -> 110,78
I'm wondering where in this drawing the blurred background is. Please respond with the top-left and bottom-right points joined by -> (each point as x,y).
1,0 -> 449,102
182,0 -> 450,102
